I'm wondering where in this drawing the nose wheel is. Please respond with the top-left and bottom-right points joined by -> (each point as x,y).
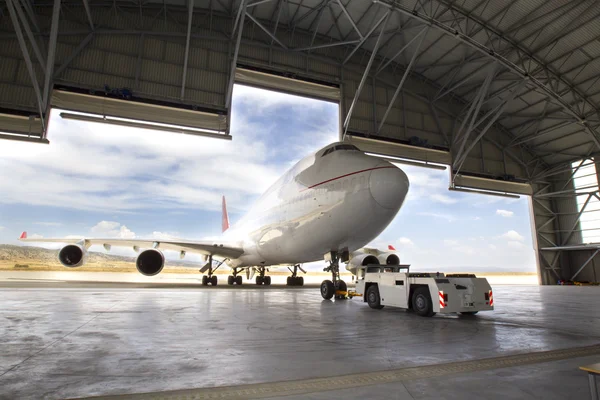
321,253 -> 347,300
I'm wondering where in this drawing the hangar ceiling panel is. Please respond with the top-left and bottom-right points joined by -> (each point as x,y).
0,0 -> 598,180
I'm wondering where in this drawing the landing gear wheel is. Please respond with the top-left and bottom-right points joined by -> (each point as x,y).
264,276 -> 271,285
320,280 -> 335,300
460,311 -> 478,316
335,280 -> 348,300
210,275 -> 218,286
227,275 -> 234,285
366,285 -> 384,309
256,276 -> 263,285
202,275 -> 208,286
298,276 -> 304,286
412,287 -> 435,317
286,276 -> 292,286
235,275 -> 242,285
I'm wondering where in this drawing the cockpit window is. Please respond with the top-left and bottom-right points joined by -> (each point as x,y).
321,144 -> 359,157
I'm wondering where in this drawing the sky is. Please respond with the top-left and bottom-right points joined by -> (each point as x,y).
0,84 -> 537,272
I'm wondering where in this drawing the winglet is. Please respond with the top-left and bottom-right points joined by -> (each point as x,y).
388,244 -> 396,251
222,195 -> 230,233
19,231 -> 27,240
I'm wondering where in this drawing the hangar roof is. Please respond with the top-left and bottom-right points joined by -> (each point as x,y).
2,0 -> 600,172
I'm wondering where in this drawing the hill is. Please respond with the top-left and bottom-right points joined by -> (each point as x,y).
0,244 -> 196,273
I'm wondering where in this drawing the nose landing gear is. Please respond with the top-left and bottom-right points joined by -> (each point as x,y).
321,252 -> 347,300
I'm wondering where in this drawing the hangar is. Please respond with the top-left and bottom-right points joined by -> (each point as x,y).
3,0 -> 600,285
1,1 -> 600,399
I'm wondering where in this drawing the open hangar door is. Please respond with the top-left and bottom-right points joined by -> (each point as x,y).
2,0 -> 600,284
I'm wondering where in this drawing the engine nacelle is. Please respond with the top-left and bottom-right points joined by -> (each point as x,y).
58,244 -> 88,268
136,249 -> 165,276
377,252 -> 400,265
346,252 -> 380,274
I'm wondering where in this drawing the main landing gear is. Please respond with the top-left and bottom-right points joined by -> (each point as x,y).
286,264 -> 305,286
201,255 -> 225,286
320,252 -> 347,300
255,267 -> 271,285
227,268 -> 243,285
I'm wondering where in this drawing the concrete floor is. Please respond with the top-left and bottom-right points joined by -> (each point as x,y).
0,282 -> 599,399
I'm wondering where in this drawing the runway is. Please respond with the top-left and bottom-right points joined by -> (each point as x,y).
1,281 -> 599,399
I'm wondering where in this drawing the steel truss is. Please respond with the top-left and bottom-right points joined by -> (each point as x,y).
0,0 -> 595,172
2,0 -> 600,284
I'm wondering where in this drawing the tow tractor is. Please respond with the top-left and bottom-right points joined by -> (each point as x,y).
342,264 -> 494,317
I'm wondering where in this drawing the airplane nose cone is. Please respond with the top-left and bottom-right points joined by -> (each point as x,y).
369,164 -> 409,210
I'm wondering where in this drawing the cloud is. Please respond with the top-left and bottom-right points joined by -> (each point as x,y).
148,231 -> 180,240
34,222 -> 63,227
418,212 -> 456,222
496,209 -> 514,217
501,230 -> 524,241
508,241 -> 526,249
443,239 -> 459,246
431,193 -> 457,204
472,216 -> 481,221
398,237 -> 414,247
489,244 -> 497,250
0,226 -> 4,231
91,221 -> 136,238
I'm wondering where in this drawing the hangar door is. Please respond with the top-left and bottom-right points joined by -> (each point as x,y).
234,67 -> 340,112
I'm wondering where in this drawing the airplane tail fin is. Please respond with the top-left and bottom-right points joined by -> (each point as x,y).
20,231 -> 27,240
222,195 -> 230,233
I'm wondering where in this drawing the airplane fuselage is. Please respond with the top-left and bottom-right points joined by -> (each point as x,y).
225,143 -> 410,268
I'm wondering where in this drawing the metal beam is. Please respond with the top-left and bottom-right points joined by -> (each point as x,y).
373,0 -> 600,151
375,25 -> 427,75
454,78 -> 527,170
82,0 -> 94,30
12,0 -> 46,74
42,0 -> 61,111
294,39 -> 361,52
453,63 -> 496,168
181,0 -> 194,100
342,11 -> 390,139
335,0 -> 362,39
225,0 -> 247,112
342,11 -> 388,65
5,0 -> 45,125
246,12 -> 288,49
377,26 -> 428,133
0,133 -> 49,144
53,32 -> 94,79
571,248 -> 600,281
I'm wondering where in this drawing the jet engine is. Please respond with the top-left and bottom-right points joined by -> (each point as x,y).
136,249 -> 165,276
346,252 -> 380,274
377,252 -> 400,265
58,244 -> 88,268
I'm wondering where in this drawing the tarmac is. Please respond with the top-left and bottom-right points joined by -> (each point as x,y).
0,279 -> 599,399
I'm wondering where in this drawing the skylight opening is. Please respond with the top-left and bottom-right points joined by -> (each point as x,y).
572,159 -> 600,243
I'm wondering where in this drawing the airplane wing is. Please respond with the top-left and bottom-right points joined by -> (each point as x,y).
18,232 -> 244,259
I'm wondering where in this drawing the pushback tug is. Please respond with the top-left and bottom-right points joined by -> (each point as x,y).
346,264 -> 494,317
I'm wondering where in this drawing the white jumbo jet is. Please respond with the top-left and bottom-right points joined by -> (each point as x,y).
19,141 -> 409,299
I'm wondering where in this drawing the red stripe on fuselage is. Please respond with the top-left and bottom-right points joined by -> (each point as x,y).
299,166 -> 395,192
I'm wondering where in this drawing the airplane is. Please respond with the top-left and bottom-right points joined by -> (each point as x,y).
19,141 -> 410,300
